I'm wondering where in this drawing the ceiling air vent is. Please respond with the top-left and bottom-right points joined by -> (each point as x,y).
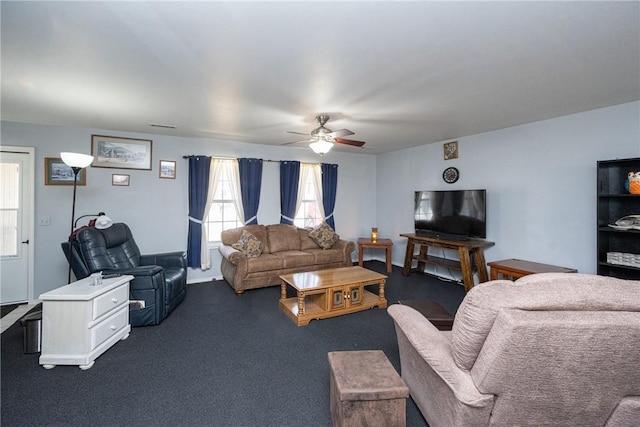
149,123 -> 177,129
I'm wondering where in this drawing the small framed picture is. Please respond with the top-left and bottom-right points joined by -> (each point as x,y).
159,160 -> 176,179
112,174 -> 130,186
443,141 -> 458,160
45,157 -> 86,186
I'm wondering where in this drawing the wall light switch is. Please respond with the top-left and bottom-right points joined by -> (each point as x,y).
39,217 -> 51,226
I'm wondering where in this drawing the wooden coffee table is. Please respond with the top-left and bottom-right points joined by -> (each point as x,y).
279,266 -> 388,326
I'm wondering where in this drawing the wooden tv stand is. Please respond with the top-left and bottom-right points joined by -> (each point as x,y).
400,233 -> 495,292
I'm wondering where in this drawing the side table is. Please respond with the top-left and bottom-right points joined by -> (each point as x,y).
398,300 -> 454,331
358,238 -> 393,273
39,275 -> 133,370
488,258 -> 577,280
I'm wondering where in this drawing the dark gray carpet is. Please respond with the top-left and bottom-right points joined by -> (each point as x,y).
1,261 -> 466,426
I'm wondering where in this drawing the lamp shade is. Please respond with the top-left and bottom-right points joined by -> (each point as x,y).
95,214 -> 114,229
60,152 -> 94,168
309,140 -> 334,155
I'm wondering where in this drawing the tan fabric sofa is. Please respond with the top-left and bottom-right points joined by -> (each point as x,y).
219,224 -> 355,294
387,273 -> 640,427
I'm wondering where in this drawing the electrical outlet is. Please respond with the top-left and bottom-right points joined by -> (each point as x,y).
39,217 -> 51,226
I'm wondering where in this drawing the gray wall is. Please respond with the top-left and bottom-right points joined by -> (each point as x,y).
2,100 -> 639,299
376,101 -> 640,278
1,122 -> 376,297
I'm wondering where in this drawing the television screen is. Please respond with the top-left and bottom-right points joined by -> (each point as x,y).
414,189 -> 486,240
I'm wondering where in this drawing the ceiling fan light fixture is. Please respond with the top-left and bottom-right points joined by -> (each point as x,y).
309,140 -> 334,155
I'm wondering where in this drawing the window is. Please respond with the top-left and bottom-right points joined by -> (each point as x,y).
204,159 -> 243,242
294,164 -> 324,228
0,161 -> 19,257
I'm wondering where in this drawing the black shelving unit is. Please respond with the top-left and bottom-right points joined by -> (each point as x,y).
597,157 -> 640,280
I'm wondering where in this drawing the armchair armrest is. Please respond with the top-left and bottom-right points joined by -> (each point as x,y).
140,251 -> 187,269
387,304 -> 492,407
102,265 -> 165,290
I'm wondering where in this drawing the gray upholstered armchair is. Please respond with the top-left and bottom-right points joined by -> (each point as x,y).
62,223 -> 187,327
387,273 -> 640,427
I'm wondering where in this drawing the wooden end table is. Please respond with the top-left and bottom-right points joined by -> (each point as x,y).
358,238 -> 393,273
398,300 -> 454,331
488,258 -> 577,280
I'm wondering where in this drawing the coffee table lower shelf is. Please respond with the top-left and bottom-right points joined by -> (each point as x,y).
280,290 -> 385,326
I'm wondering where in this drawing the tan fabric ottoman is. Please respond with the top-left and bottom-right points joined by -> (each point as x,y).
328,350 -> 410,427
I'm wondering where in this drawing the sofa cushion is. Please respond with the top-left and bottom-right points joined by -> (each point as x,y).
221,224 -> 270,253
307,248 -> 345,264
246,253 -> 285,273
274,251 -> 315,268
300,228 -> 321,250
267,224 -> 301,253
308,222 -> 339,249
232,230 -> 263,258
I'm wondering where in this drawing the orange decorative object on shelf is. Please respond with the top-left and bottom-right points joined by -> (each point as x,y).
629,171 -> 640,194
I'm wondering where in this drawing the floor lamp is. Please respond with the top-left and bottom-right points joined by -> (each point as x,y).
61,152 -> 94,283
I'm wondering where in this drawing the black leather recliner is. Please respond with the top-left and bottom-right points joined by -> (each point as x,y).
61,223 -> 187,327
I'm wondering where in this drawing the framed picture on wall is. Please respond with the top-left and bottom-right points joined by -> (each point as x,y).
91,135 -> 152,170
112,174 -> 130,186
443,141 -> 458,160
159,160 -> 176,179
45,157 -> 86,186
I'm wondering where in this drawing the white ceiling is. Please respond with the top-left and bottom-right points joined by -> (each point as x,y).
2,1 -> 639,154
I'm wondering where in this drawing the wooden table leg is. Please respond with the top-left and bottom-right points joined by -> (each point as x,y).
385,246 -> 392,273
474,248 -> 489,283
378,279 -> 387,307
280,281 -> 287,300
458,247 -> 474,292
358,242 -> 364,267
297,292 -> 305,315
402,239 -> 415,276
417,244 -> 427,273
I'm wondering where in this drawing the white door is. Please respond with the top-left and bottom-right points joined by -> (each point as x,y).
0,147 -> 34,305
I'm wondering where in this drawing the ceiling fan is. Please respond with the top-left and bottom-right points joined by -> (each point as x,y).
282,115 -> 366,154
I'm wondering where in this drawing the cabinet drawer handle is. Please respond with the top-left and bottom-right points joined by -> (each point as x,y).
111,298 -> 118,304
110,325 -> 117,331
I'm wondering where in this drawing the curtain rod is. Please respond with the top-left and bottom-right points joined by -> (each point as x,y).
181,156 -> 333,166
182,155 -> 278,161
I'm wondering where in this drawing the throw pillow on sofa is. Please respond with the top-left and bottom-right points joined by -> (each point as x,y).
309,222 -> 339,249
232,230 -> 263,258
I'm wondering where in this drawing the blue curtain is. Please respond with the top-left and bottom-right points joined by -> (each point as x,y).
238,158 -> 263,225
187,156 -> 211,268
321,163 -> 338,229
280,161 -> 300,224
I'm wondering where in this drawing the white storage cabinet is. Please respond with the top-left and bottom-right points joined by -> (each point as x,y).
39,275 -> 133,370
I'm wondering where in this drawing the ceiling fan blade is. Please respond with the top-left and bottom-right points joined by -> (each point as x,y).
286,131 -> 309,136
335,138 -> 366,147
329,128 -> 355,138
281,139 -> 309,146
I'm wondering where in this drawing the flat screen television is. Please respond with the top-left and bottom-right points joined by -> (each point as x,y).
414,189 -> 486,240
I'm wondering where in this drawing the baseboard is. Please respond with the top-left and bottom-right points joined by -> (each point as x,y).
187,276 -> 223,285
